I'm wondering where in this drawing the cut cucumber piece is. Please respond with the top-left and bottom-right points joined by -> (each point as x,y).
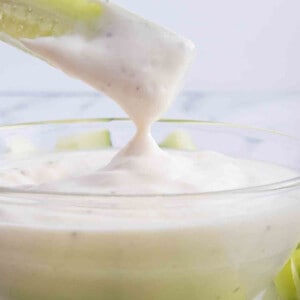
0,0 -> 103,39
291,257 -> 300,299
56,130 -> 112,151
293,246 -> 300,298
274,246 -> 300,300
275,259 -> 297,300
160,130 -> 197,151
295,244 -> 300,274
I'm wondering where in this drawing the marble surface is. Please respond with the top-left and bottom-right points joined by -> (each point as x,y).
0,91 -> 299,137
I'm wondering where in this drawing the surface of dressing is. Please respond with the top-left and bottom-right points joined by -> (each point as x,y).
0,150 -> 298,195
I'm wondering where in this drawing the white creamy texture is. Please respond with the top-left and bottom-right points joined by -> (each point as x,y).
22,1 -> 194,129
0,150 -> 300,300
0,150 -> 298,195
18,0 -> 203,195
19,1 -> 200,194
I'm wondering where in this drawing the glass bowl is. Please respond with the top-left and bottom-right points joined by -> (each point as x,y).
0,119 -> 299,300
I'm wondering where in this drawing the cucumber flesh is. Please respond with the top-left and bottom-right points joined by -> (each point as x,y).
55,130 -> 112,151
0,0 -> 102,39
291,257 -> 300,298
274,247 -> 300,300
160,130 -> 197,151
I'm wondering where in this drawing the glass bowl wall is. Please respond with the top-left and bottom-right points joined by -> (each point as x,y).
0,119 -> 299,300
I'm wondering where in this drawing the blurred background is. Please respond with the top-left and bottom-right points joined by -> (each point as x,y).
0,0 -> 299,135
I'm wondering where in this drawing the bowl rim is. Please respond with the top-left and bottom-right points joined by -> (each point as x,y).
0,118 -> 299,205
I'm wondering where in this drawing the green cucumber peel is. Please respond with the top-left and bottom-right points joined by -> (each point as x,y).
0,0 -> 103,39
274,246 -> 300,300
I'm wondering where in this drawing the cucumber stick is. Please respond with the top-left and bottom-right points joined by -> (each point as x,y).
0,0 -> 103,39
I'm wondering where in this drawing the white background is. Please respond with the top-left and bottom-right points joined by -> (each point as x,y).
0,0 -> 300,92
